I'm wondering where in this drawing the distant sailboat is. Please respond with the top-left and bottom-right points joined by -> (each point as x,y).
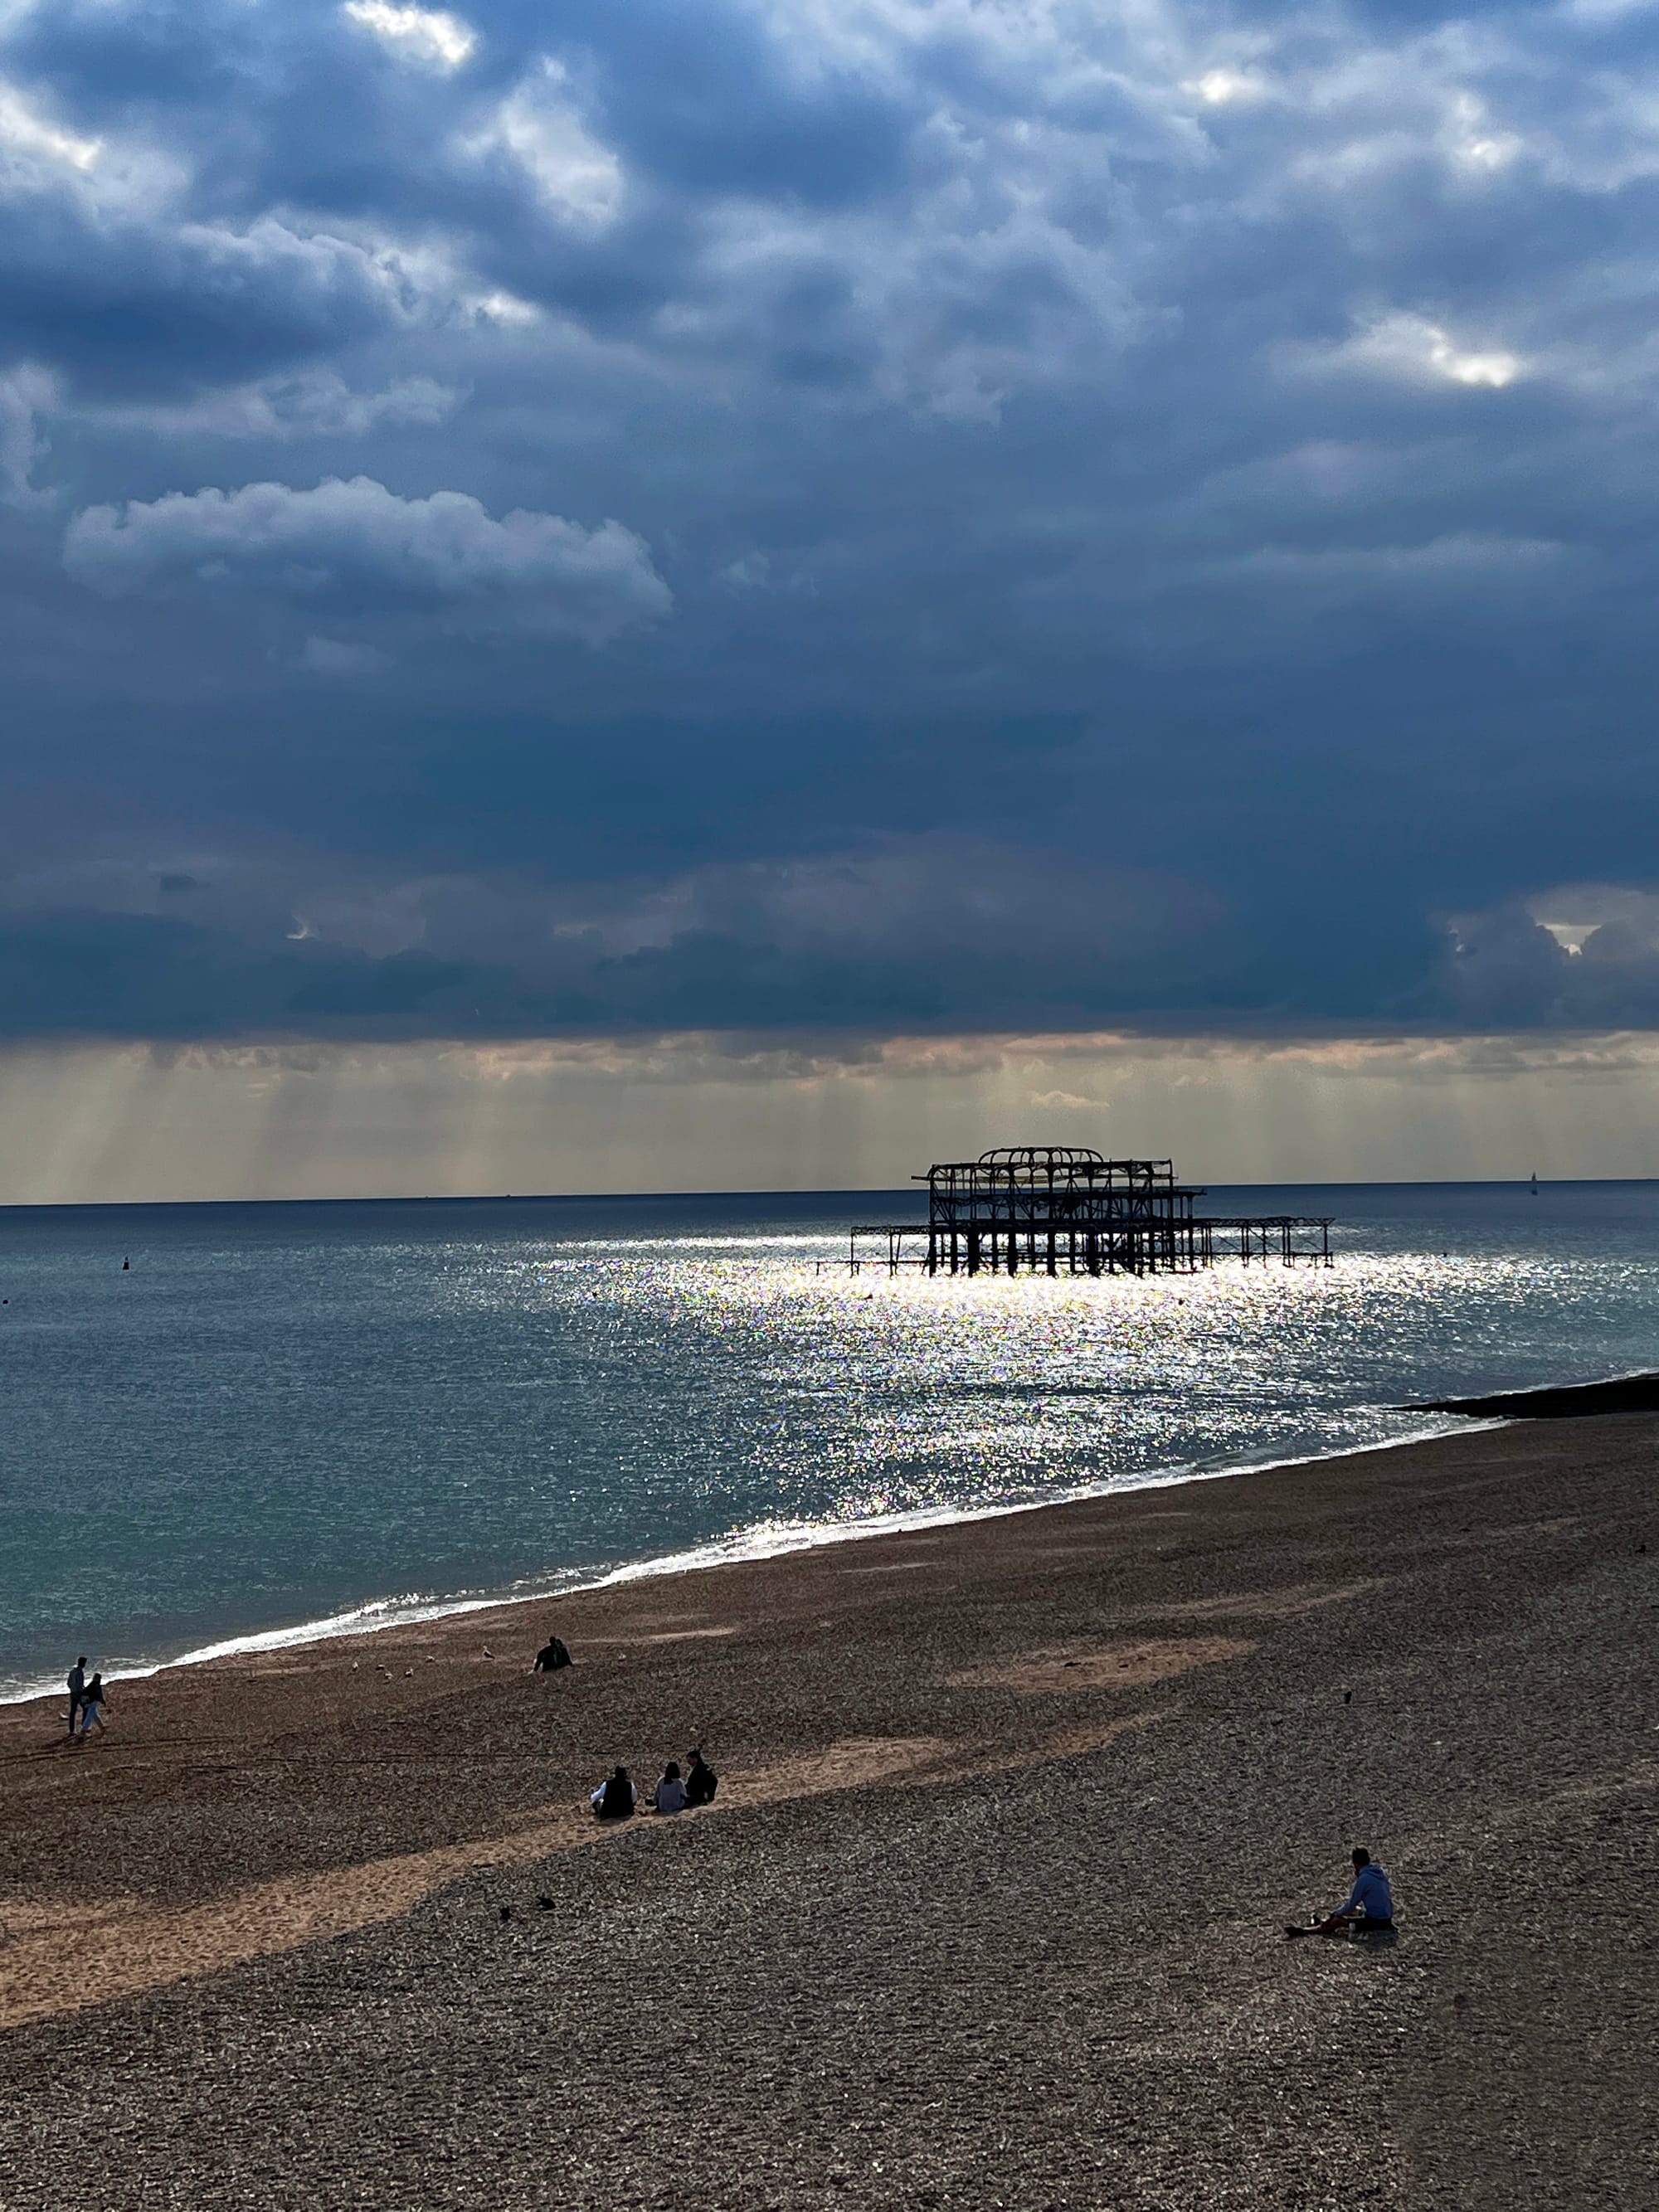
1529,1171 -> 1539,1196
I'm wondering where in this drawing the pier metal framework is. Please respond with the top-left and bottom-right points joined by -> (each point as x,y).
849,1146 -> 1332,1277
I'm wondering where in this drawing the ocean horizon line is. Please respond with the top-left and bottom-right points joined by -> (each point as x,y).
3,1173 -> 1657,1218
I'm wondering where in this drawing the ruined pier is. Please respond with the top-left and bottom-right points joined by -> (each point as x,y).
850,1146 -> 1332,1277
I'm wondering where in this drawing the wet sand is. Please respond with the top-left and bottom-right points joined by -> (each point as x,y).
0,1414 -> 1653,2208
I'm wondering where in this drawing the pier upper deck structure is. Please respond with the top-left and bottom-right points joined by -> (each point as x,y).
850,1146 -> 1331,1277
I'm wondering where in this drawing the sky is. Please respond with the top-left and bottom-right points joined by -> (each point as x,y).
4,0 -> 1659,1198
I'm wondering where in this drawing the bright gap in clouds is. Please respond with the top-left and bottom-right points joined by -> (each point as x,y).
342,0 -> 475,71
1428,333 -> 1522,389
0,79 -> 101,169
1189,69 -> 1267,107
1335,311 -> 1525,389
477,61 -> 625,227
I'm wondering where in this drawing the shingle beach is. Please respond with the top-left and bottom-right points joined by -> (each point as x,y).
0,1412 -> 1652,2210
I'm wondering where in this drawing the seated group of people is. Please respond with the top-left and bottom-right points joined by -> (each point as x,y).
591,1750 -> 717,1820
529,1628 -> 718,1823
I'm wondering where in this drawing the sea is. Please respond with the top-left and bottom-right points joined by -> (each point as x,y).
2,1179 -> 1656,1701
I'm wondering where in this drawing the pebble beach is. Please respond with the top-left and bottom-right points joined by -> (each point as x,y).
0,1411 -> 1653,2209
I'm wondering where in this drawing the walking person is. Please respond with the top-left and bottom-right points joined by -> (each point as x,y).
77,1674 -> 109,1739
66,1655 -> 88,1739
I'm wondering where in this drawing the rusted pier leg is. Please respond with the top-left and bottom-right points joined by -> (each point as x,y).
1047,1231 -> 1057,1277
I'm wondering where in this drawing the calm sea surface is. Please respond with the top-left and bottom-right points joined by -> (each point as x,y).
2,1181 -> 1655,1697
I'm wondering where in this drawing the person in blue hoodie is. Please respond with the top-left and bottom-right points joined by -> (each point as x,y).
1287,1848 -> 1394,1937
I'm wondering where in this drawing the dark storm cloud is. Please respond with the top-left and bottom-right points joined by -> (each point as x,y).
2,0 -> 1659,1040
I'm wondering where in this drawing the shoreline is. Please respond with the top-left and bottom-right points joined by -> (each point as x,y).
0,1408 -> 1488,1709
25,1346 -> 1656,1709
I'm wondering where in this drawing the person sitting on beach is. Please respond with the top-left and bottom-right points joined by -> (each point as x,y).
684,1748 -> 718,1806
533,1633 -> 573,1673
1287,1848 -> 1394,1937
66,1655 -> 87,1739
590,1766 -> 636,1821
77,1674 -> 109,1739
649,1762 -> 688,1815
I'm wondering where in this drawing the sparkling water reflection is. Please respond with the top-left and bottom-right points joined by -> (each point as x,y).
2,1181 -> 1657,1691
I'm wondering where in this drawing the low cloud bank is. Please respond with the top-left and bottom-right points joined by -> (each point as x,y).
2,853 -> 1654,1043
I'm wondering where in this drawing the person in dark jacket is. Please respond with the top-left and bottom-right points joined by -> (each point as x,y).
66,1656 -> 88,1738
590,1766 -> 635,1821
684,1748 -> 718,1806
533,1633 -> 573,1673
77,1674 -> 109,1738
